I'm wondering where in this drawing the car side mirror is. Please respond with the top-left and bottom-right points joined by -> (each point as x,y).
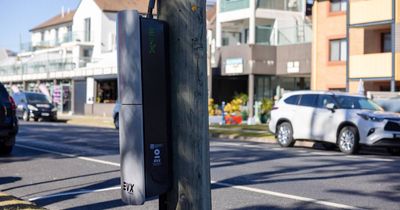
326,103 -> 336,111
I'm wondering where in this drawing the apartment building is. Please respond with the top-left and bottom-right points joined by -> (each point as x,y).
312,0 -> 399,93
311,0 -> 347,91
212,0 -> 312,117
0,0 -> 147,116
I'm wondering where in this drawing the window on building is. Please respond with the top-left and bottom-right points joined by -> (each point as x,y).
96,79 -> 117,103
84,18 -> 91,42
329,39 -> 347,61
222,37 -> 229,46
83,48 -> 92,57
330,0 -> 347,12
41,32 -> 45,42
55,28 -> 59,44
382,32 -> 391,53
244,28 -> 249,44
255,76 -> 273,101
256,25 -> 272,44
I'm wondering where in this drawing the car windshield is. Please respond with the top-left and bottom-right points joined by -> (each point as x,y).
26,93 -> 49,104
335,95 -> 383,111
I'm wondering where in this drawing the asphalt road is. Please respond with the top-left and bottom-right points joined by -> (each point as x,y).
1,122 -> 400,210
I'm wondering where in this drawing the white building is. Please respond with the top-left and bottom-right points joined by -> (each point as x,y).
0,0 -> 148,116
210,0 -> 312,118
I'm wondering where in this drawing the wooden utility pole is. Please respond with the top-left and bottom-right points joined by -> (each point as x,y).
158,0 -> 211,209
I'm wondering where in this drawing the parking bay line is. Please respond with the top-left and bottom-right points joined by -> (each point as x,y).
17,143 -> 363,209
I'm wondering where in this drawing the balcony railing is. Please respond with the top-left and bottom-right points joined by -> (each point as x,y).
277,24 -> 312,45
0,57 -> 75,76
0,56 -> 101,77
220,0 -> 249,12
257,0 -> 304,12
223,24 -> 311,46
21,31 -> 87,52
350,0 -> 392,25
349,53 -> 392,78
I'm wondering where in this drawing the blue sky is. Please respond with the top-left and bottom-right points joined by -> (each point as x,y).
0,0 -> 80,52
0,0 -> 216,53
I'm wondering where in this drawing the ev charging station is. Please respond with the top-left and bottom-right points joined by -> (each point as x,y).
117,9 -> 170,205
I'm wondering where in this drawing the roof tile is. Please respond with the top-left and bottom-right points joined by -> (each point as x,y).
30,10 -> 75,31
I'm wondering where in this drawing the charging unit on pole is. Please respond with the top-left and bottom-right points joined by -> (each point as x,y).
117,10 -> 170,205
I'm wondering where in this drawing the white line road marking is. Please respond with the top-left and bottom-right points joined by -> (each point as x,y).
211,181 -> 361,210
28,186 -> 120,201
18,143 -> 362,209
16,144 -> 120,167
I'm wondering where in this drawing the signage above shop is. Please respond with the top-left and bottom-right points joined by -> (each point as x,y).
287,61 -> 300,73
225,58 -> 243,74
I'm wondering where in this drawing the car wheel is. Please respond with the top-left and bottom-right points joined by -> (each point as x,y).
276,122 -> 295,147
0,145 -> 13,155
34,118 -> 39,122
0,137 -> 15,155
23,110 -> 30,121
114,114 -> 119,130
338,126 -> 359,155
387,148 -> 400,156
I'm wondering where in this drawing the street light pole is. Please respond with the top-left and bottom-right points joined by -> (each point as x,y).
158,0 -> 211,210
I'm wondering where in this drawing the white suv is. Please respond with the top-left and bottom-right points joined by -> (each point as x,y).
269,91 -> 400,155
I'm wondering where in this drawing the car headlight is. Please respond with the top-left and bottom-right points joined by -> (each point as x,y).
27,104 -> 38,111
357,113 -> 384,122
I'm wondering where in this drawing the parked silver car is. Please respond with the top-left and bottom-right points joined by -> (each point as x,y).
269,91 -> 400,155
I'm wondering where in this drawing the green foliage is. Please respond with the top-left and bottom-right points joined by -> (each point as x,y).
234,93 -> 248,105
208,98 -> 222,116
241,110 -> 248,121
260,98 -> 274,114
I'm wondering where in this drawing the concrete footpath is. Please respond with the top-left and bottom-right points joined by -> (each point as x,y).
57,114 -> 115,128
0,192 -> 44,210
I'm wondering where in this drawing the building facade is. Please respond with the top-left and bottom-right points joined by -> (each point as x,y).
312,0 -> 400,93
311,0 -> 347,91
212,0 -> 312,118
0,0 -> 147,116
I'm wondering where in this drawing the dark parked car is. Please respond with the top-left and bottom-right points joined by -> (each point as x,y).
12,92 -> 57,122
0,82 -> 18,154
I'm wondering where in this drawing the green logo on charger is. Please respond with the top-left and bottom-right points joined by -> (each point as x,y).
149,27 -> 156,55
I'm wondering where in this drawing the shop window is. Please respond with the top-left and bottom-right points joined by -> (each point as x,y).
96,79 -> 117,103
